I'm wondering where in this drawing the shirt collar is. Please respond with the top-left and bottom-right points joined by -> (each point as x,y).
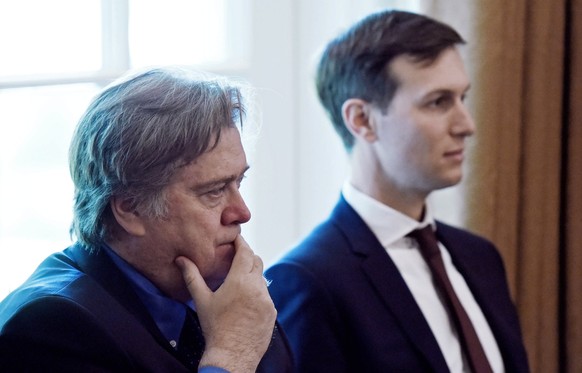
102,244 -> 192,345
342,181 -> 435,247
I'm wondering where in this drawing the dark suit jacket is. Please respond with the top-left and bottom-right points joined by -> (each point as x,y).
0,243 -> 293,372
266,196 -> 529,373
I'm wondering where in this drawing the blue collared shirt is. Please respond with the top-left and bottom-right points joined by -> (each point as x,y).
103,245 -> 230,373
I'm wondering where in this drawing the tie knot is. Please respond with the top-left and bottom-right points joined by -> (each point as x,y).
407,226 -> 440,258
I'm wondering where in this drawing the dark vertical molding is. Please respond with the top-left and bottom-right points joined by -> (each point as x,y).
558,1 -> 571,372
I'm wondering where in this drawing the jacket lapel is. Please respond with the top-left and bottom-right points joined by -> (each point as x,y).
331,197 -> 450,372
436,223 -> 506,338
66,244 -> 175,353
435,223 -> 520,369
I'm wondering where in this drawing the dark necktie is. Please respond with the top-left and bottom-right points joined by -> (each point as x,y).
408,226 -> 493,373
177,308 -> 206,370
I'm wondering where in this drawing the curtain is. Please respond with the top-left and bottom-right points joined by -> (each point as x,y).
420,0 -> 582,371
563,2 -> 582,372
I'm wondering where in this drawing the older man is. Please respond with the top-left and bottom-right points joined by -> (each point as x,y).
0,67 -> 292,373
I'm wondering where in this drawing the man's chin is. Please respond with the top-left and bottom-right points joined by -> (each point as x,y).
206,277 -> 226,291
206,256 -> 234,291
205,267 -> 230,291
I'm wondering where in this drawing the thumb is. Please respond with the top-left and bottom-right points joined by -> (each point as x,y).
175,256 -> 210,305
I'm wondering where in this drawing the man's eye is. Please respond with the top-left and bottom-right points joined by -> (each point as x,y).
207,186 -> 226,198
424,95 -> 456,111
237,174 -> 247,189
430,97 -> 447,107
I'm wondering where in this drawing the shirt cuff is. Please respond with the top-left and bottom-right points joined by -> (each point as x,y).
199,366 -> 230,373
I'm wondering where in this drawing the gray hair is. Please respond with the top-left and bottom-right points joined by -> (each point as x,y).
69,67 -> 248,250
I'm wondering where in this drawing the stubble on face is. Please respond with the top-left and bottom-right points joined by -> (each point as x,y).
115,128 -> 251,300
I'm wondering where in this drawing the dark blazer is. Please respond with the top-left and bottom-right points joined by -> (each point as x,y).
0,243 -> 293,372
265,196 -> 529,373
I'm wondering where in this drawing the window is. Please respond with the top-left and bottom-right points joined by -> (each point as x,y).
0,1 -> 102,79
1,0 -> 445,298
0,0 -> 248,297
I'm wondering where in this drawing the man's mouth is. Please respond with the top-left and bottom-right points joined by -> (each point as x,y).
444,148 -> 464,161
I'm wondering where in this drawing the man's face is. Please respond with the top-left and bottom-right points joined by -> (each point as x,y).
369,47 -> 475,197
134,127 -> 251,300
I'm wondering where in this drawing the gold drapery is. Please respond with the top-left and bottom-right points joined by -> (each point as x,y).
421,0 -> 582,371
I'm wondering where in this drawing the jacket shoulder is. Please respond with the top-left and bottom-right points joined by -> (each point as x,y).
0,284 -> 137,371
0,249 -> 188,372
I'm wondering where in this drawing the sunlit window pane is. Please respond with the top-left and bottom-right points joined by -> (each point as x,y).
0,84 -> 98,296
0,0 -> 102,77
0,0 -> 244,299
128,0 -> 228,67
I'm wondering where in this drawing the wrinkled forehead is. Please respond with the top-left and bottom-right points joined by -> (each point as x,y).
171,127 -> 247,183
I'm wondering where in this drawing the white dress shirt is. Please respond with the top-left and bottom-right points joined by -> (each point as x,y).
342,182 -> 504,373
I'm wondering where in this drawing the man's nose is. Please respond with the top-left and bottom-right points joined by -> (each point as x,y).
221,190 -> 251,225
451,102 -> 476,136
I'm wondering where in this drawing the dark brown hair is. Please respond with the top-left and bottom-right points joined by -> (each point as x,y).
316,10 -> 465,151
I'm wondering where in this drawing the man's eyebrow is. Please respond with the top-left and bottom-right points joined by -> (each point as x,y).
424,84 -> 471,97
192,165 -> 250,191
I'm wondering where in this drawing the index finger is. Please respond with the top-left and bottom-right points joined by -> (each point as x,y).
175,256 -> 210,304
229,235 -> 255,274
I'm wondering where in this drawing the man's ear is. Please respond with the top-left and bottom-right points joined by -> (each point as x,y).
110,197 -> 146,237
341,98 -> 377,143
